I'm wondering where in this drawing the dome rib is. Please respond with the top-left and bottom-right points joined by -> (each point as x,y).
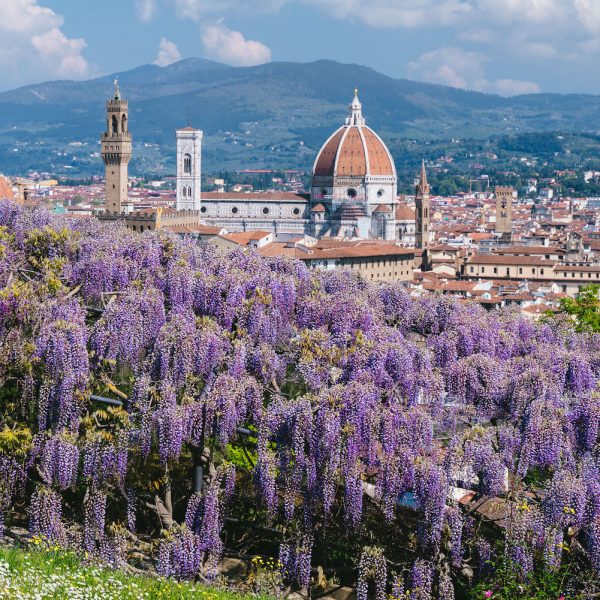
362,128 -> 395,177
313,128 -> 345,177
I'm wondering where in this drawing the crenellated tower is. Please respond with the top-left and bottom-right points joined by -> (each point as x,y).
415,160 -> 430,249
101,80 -> 132,214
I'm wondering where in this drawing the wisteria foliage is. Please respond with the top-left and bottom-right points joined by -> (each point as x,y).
0,202 -> 599,597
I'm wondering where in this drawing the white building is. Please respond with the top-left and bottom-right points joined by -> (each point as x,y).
176,126 -> 203,211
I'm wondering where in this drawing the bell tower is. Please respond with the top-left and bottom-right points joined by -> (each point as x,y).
176,126 -> 203,211
101,79 -> 132,214
495,186 -> 514,242
415,160 -> 430,249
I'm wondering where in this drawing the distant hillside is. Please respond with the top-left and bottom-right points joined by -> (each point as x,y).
1,58 -> 599,176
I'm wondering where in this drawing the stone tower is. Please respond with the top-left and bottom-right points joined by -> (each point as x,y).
415,160 -> 430,249
495,186 -> 514,240
176,127 -> 203,211
101,80 -> 131,214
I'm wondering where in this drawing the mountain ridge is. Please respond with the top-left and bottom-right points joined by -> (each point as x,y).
1,58 -> 599,175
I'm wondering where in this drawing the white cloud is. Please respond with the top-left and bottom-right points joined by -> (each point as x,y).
31,28 -> 89,78
492,79 -> 541,96
173,0 -> 286,20
518,41 -> 558,59
311,0 -> 472,28
458,28 -> 494,43
476,0 -> 567,24
0,0 -> 90,87
157,0 -> 600,91
160,0 -> 600,37
408,47 -> 540,96
153,37 -> 182,66
408,47 -> 487,89
0,0 -> 62,34
573,0 -> 600,34
201,23 -> 271,66
136,0 -> 157,22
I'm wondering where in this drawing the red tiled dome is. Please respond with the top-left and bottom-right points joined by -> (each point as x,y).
313,92 -> 395,179
313,124 -> 395,178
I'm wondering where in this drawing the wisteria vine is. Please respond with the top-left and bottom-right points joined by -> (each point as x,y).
0,201 -> 598,599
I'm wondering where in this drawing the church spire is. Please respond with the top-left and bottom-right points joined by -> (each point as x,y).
346,88 -> 365,126
415,160 -> 430,250
416,159 -> 430,195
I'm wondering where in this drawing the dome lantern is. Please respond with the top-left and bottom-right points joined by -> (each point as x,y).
346,88 -> 365,127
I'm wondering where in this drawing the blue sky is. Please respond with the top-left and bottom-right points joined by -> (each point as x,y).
1,0 -> 600,95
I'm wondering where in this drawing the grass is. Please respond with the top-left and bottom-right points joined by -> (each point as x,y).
0,545 -> 261,600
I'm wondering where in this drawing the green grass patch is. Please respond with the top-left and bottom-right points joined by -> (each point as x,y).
0,545 -> 261,600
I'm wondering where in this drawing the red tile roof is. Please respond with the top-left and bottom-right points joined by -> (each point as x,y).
395,202 -> 415,221
373,204 -> 392,213
467,254 -> 554,266
0,177 -> 14,200
222,231 -> 271,246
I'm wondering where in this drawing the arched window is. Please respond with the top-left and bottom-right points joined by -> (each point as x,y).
188,186 -> 192,197
182,187 -> 187,198
111,115 -> 119,135
184,153 -> 192,174
121,114 -> 127,133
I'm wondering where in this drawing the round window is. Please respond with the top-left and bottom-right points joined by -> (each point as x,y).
262,207 -> 270,215
292,208 -> 300,216
201,206 -> 207,214
347,188 -> 357,198
377,189 -> 384,198
231,207 -> 239,214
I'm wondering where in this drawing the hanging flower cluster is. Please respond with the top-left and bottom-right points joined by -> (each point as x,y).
0,201 -> 598,597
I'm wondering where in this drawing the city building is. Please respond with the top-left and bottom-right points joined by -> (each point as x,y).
98,83 -> 201,231
258,238 -> 415,282
176,127 -> 202,211
101,80 -> 131,215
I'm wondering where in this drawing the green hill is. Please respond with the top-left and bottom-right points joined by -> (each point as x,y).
1,58 -> 599,175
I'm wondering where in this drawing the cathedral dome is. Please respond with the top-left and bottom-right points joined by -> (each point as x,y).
313,90 -> 396,180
